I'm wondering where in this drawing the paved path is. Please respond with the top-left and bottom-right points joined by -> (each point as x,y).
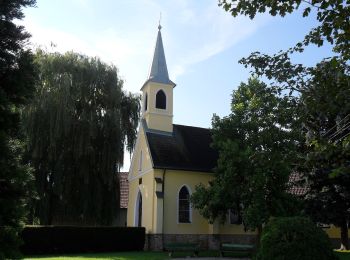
173,257 -> 250,260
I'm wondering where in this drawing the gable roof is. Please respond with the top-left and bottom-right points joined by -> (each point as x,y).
145,123 -> 218,172
138,121 -> 308,198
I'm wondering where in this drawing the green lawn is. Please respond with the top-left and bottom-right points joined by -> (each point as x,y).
335,250 -> 350,260
23,251 -> 169,260
23,250 -> 250,260
23,250 -> 350,260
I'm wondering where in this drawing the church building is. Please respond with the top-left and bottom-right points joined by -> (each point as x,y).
126,25 -> 255,250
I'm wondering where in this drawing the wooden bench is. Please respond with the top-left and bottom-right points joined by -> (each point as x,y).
220,243 -> 254,257
164,242 -> 200,258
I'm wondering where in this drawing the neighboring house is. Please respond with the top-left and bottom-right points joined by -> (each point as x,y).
127,25 -> 255,250
288,172 -> 349,247
114,172 -> 128,226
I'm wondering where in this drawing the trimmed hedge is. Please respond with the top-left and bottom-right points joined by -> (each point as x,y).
20,226 -> 145,255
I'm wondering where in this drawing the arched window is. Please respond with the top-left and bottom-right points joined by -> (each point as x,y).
178,186 -> 191,223
144,93 -> 148,111
156,90 -> 166,109
135,190 -> 142,227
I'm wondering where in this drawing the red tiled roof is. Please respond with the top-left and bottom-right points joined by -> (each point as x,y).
119,172 -> 129,209
288,172 -> 308,196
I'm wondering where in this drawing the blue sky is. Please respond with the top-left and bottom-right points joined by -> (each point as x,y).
22,0 -> 333,170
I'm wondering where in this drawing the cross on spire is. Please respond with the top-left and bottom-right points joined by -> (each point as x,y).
158,12 -> 162,30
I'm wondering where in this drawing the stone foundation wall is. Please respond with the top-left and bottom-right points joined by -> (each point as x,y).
145,234 -> 164,251
146,233 -> 257,251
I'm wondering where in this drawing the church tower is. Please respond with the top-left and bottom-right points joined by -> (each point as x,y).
141,25 -> 176,132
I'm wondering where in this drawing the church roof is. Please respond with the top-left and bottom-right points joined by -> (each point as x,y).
142,25 -> 175,89
145,123 -> 218,172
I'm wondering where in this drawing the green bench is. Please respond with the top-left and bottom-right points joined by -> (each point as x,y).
220,243 -> 254,257
164,242 -> 200,258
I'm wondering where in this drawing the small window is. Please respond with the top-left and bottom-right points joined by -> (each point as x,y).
144,93 -> 148,111
139,151 -> 142,171
229,208 -> 242,225
178,186 -> 191,223
156,90 -> 166,109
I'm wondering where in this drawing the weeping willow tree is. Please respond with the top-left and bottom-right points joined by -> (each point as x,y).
23,50 -> 140,225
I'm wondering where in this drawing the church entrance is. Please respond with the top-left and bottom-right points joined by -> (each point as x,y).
135,191 -> 142,227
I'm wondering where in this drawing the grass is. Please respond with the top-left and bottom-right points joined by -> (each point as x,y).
23,250 -> 251,260
334,250 -> 350,260
23,251 -> 168,260
24,250 -> 349,260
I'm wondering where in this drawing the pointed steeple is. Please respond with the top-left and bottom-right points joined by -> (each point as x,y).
140,24 -> 175,132
142,25 -> 175,89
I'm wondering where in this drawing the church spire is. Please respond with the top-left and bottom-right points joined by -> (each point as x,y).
140,24 -> 175,132
146,24 -> 175,87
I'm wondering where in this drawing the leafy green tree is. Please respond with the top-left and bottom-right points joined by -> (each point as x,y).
219,0 -> 350,60
23,50 -> 140,225
0,0 -> 37,258
301,60 -> 350,250
219,0 -> 350,250
191,78 -> 302,240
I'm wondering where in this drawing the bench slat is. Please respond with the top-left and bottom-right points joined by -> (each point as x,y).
221,243 -> 254,250
164,242 -> 199,258
220,243 -> 254,257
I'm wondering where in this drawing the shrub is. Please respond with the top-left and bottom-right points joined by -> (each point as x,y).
20,226 -> 145,255
257,217 -> 338,260
0,226 -> 23,259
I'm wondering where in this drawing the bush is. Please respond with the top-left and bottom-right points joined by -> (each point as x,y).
20,226 -> 145,255
0,226 -> 23,259
257,217 -> 337,260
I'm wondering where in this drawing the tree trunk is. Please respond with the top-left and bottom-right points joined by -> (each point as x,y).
339,220 -> 349,250
257,224 -> 263,248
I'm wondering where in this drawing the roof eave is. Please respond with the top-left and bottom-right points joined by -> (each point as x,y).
153,165 -> 215,174
140,78 -> 176,91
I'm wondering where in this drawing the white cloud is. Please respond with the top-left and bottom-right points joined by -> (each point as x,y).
21,16 -> 155,93
167,2 -> 271,80
20,0 -> 273,172
22,0 -> 271,90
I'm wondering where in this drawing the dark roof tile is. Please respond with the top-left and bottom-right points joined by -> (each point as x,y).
119,172 -> 129,208
146,124 -> 218,172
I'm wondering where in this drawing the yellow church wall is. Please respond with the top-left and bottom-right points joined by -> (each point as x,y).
324,225 -> 350,239
153,170 -> 164,234
127,170 -> 155,233
145,113 -> 173,133
127,127 -> 155,233
142,82 -> 173,132
162,169 -> 214,234
126,179 -> 138,227
218,222 -> 256,235
128,127 -> 153,180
